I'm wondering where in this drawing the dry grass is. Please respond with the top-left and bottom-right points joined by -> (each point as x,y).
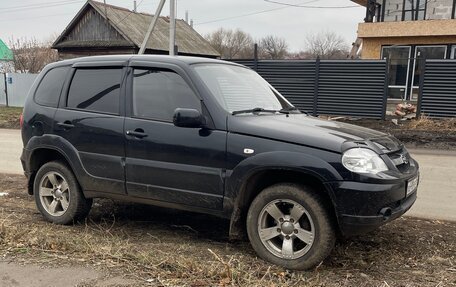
335,117 -> 456,150
408,115 -> 456,131
0,106 -> 22,129
1,174 -> 455,287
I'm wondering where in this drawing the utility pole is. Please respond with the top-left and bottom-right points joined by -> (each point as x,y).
133,0 -> 137,12
139,0 -> 166,54
169,0 -> 176,56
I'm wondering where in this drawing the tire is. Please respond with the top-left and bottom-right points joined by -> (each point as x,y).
246,183 -> 336,270
34,161 -> 92,225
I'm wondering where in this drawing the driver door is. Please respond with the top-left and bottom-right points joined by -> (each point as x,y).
124,63 -> 227,210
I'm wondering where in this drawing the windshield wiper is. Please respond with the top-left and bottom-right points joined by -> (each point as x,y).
232,108 -> 279,115
279,107 -> 306,114
231,107 -> 305,116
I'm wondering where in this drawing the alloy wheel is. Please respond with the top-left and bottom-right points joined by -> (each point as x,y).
38,171 -> 71,217
257,199 -> 315,260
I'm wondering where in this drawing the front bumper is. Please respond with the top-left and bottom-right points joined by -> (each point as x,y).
328,171 -> 419,236
339,190 -> 416,236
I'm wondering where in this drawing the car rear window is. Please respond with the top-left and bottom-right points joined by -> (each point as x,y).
67,68 -> 122,114
34,67 -> 68,107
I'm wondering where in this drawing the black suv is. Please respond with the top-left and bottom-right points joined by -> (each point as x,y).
21,55 -> 419,270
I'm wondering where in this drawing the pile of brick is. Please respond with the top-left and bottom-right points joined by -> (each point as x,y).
395,103 -> 417,118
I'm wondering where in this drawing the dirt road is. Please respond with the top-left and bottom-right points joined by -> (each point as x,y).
1,128 -> 455,221
0,129 -> 23,175
408,149 -> 456,221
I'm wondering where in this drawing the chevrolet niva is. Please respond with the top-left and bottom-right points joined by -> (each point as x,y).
21,55 -> 419,270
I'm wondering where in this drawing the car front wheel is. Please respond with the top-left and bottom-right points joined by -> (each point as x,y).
246,183 -> 336,270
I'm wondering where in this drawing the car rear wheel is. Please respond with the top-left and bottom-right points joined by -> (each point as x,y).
34,161 -> 92,224
246,183 -> 335,270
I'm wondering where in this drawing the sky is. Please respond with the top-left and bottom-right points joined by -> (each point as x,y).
0,0 -> 365,52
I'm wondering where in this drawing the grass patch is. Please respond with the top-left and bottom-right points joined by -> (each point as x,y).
408,115 -> 456,131
1,174 -> 455,286
334,117 -> 456,150
0,106 -> 22,129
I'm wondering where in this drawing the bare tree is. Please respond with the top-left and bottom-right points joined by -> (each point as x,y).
9,37 -> 58,73
304,31 -> 349,60
205,28 -> 254,59
259,35 -> 288,60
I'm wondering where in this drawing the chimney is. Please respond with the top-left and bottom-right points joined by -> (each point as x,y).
185,10 -> 189,23
133,0 -> 137,12
190,19 -> 194,28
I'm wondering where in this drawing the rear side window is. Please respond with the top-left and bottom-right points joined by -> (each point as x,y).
34,67 -> 68,107
132,68 -> 200,121
67,68 -> 122,114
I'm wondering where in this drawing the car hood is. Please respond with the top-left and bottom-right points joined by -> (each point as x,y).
227,114 -> 403,154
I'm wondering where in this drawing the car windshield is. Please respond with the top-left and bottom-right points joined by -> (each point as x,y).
193,64 -> 294,114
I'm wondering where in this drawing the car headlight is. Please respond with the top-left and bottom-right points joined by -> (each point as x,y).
342,148 -> 388,174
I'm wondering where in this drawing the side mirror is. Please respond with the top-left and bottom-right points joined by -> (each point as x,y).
173,108 -> 206,128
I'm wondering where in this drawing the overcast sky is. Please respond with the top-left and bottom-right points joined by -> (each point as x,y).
0,0 -> 365,52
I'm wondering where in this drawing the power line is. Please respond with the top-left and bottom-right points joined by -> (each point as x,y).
195,0 -> 320,26
110,0 -> 145,27
0,0 -> 83,14
0,12 -> 74,23
263,0 -> 360,9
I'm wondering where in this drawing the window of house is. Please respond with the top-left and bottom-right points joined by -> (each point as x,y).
34,67 -> 69,107
402,0 -> 426,21
410,46 -> 447,100
67,68 -> 122,114
451,45 -> 456,59
132,69 -> 201,121
382,46 -> 411,100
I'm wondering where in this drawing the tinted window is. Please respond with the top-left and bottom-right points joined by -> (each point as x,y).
132,69 -> 200,121
67,68 -> 122,114
34,67 -> 68,107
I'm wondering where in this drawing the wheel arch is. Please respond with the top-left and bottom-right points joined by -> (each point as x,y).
228,167 -> 339,240
27,147 -> 77,195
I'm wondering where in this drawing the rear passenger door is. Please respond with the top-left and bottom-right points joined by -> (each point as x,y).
124,63 -> 226,210
53,62 -> 127,195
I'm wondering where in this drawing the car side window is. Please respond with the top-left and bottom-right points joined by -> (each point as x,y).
67,68 -> 122,114
34,67 -> 68,107
132,68 -> 201,121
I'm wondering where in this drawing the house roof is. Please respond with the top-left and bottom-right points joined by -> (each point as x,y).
0,39 -> 13,61
53,0 -> 219,57
351,0 -> 367,7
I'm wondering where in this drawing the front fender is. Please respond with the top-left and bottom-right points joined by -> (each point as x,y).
224,151 -> 342,240
226,151 -> 342,203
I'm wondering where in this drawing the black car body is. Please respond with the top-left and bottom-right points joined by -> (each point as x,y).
21,55 -> 419,270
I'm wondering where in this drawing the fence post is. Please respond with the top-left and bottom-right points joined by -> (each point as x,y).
381,59 -> 389,120
3,73 -> 8,107
253,43 -> 258,72
312,57 -> 320,116
416,57 -> 426,118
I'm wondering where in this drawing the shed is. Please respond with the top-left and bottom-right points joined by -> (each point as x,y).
52,0 -> 219,59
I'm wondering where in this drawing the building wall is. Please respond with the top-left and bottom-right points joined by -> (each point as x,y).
382,0 -> 404,22
358,19 -> 456,38
374,0 -> 454,21
361,35 -> 456,59
425,0 -> 453,20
